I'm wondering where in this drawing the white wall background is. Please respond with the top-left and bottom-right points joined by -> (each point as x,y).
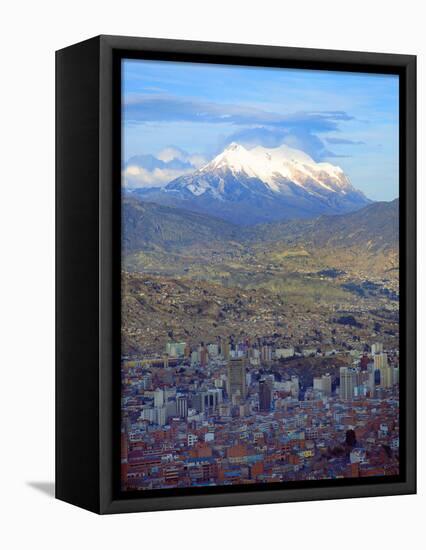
0,1 -> 423,548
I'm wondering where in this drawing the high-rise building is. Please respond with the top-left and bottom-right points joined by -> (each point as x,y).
367,364 -> 376,396
340,367 -> 356,400
227,358 -> 247,400
200,388 -> 222,412
393,366 -> 400,385
199,346 -> 208,368
140,407 -> 157,423
176,395 -> 188,418
380,365 -> 394,388
291,375 -> 299,398
221,341 -> 231,360
372,342 -> 384,355
374,353 -> 393,388
259,379 -> 272,411
261,345 -> 273,363
155,405 -> 167,426
154,388 -> 164,407
166,400 -> 177,419
374,352 -> 388,370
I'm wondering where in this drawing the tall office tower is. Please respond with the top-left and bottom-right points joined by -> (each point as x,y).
222,341 -> 231,360
381,365 -> 394,388
374,352 -> 388,370
176,395 -> 188,419
163,354 -> 169,369
367,365 -> 376,396
154,388 -> 164,407
259,379 -> 272,412
372,342 -> 384,355
374,352 -> 393,388
291,375 -> 300,398
340,367 -> 356,400
199,388 -> 222,412
155,405 -> 167,426
393,366 -> 400,385
322,373 -> 332,395
166,400 -> 177,419
261,345 -> 273,363
227,358 -> 247,400
200,346 -> 208,368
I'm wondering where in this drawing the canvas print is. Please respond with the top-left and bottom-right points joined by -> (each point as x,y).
120,59 -> 400,492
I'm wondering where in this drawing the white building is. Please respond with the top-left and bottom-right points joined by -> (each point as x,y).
275,347 -> 295,359
166,341 -> 186,357
187,433 -> 198,447
207,343 -> 219,357
155,406 -> 167,426
313,374 -> 332,396
154,388 -> 164,407
372,342 -> 384,355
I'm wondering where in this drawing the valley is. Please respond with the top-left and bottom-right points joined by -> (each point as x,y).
122,197 -> 399,358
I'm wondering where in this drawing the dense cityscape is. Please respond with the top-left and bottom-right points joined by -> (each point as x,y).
120,59 -> 400,493
121,336 -> 399,491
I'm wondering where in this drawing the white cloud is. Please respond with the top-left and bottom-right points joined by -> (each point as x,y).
157,146 -> 207,168
157,146 -> 185,163
123,165 -> 193,189
123,147 -> 208,189
187,154 -> 207,168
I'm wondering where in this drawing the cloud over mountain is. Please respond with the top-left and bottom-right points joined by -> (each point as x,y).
123,95 -> 358,161
123,147 -> 207,188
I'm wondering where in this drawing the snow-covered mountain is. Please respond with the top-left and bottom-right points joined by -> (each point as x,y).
132,143 -> 371,225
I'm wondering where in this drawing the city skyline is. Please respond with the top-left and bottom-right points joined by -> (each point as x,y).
121,335 -> 400,491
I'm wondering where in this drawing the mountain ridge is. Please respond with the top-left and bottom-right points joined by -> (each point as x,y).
130,143 -> 371,224
123,196 -> 399,254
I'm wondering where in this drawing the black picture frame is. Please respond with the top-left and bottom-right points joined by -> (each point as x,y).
56,35 -> 416,514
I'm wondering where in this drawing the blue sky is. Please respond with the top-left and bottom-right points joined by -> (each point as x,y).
122,59 -> 399,200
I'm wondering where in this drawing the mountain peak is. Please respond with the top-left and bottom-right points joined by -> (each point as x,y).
135,143 -> 371,225
225,142 -> 247,152
199,143 -> 355,195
